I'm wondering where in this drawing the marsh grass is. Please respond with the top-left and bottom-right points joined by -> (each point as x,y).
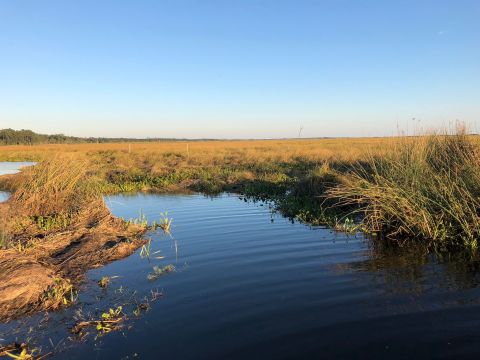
9,156 -> 98,219
3,134 -> 480,249
327,129 -> 480,248
0,227 -> 13,249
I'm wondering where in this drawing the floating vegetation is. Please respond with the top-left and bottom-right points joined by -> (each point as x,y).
69,284 -> 164,339
72,306 -> 125,337
133,302 -> 150,317
133,289 -> 163,316
0,342 -> 45,360
98,276 -> 111,288
147,264 -> 175,281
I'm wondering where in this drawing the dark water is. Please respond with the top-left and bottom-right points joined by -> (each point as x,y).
3,193 -> 480,359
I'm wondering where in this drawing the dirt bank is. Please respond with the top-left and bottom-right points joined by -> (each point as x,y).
0,198 -> 146,322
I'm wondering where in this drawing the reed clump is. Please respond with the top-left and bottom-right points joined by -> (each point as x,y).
9,156 -> 97,218
327,129 -> 480,248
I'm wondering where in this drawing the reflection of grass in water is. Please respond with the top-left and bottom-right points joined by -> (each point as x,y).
333,240 -> 480,299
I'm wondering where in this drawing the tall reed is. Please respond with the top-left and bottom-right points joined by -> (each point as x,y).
327,129 -> 480,248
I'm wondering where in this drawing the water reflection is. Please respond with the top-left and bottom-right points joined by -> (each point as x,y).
335,241 -> 480,300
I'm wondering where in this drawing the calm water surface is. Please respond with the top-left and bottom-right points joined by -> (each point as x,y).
2,192 -> 480,359
0,161 -> 36,175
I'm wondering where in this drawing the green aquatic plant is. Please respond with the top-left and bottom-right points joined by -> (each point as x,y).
0,343 -> 40,360
151,211 -> 173,235
333,217 -> 362,234
140,238 -> 152,259
72,306 -> 125,337
41,278 -> 77,309
98,306 -> 124,332
125,210 -> 148,228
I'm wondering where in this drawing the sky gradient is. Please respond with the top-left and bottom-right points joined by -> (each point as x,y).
1,0 -> 479,138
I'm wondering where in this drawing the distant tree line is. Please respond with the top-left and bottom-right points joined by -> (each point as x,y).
0,128 -> 200,145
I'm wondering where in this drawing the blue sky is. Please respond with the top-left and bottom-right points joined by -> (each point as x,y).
0,0 -> 479,138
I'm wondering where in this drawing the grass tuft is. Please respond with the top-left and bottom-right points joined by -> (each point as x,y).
327,128 -> 480,248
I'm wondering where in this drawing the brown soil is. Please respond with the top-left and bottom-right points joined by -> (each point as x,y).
0,199 -> 146,322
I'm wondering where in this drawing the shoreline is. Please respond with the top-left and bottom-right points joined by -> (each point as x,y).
0,166 -> 147,322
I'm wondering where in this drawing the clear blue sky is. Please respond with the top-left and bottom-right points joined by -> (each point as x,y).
0,0 -> 479,138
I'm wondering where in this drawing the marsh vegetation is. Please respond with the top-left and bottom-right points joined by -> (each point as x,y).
2,128 -> 479,250
2,128 -> 480,358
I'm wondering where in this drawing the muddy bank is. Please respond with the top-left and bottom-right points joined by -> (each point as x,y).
0,199 -> 146,322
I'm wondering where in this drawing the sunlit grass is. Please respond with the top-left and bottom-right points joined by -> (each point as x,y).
2,133 -> 480,249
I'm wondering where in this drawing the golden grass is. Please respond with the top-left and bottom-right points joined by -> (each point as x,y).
0,137 -> 390,164
9,156 -> 95,217
2,134 -> 480,248
327,131 -> 480,248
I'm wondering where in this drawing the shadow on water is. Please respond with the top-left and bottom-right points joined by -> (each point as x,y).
2,192 -> 480,359
336,242 -> 480,296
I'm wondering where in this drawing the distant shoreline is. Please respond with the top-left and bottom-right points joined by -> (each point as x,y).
2,128 -> 477,145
